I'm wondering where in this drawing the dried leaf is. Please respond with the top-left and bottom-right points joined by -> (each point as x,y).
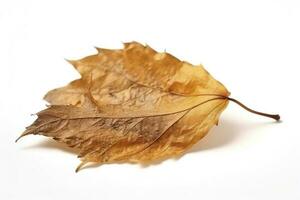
17,42 -> 280,171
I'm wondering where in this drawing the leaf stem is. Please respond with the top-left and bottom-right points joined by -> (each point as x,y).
226,97 -> 280,121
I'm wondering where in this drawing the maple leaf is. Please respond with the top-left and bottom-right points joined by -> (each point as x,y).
16,42 -> 280,172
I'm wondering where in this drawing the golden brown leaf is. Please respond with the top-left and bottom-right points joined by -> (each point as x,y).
17,42 -> 280,172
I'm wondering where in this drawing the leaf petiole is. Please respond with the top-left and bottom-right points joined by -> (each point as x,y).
226,97 -> 280,121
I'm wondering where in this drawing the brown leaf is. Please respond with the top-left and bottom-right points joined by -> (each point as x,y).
17,42 -> 279,172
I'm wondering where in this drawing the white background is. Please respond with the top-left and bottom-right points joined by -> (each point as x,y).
1,0 -> 299,199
